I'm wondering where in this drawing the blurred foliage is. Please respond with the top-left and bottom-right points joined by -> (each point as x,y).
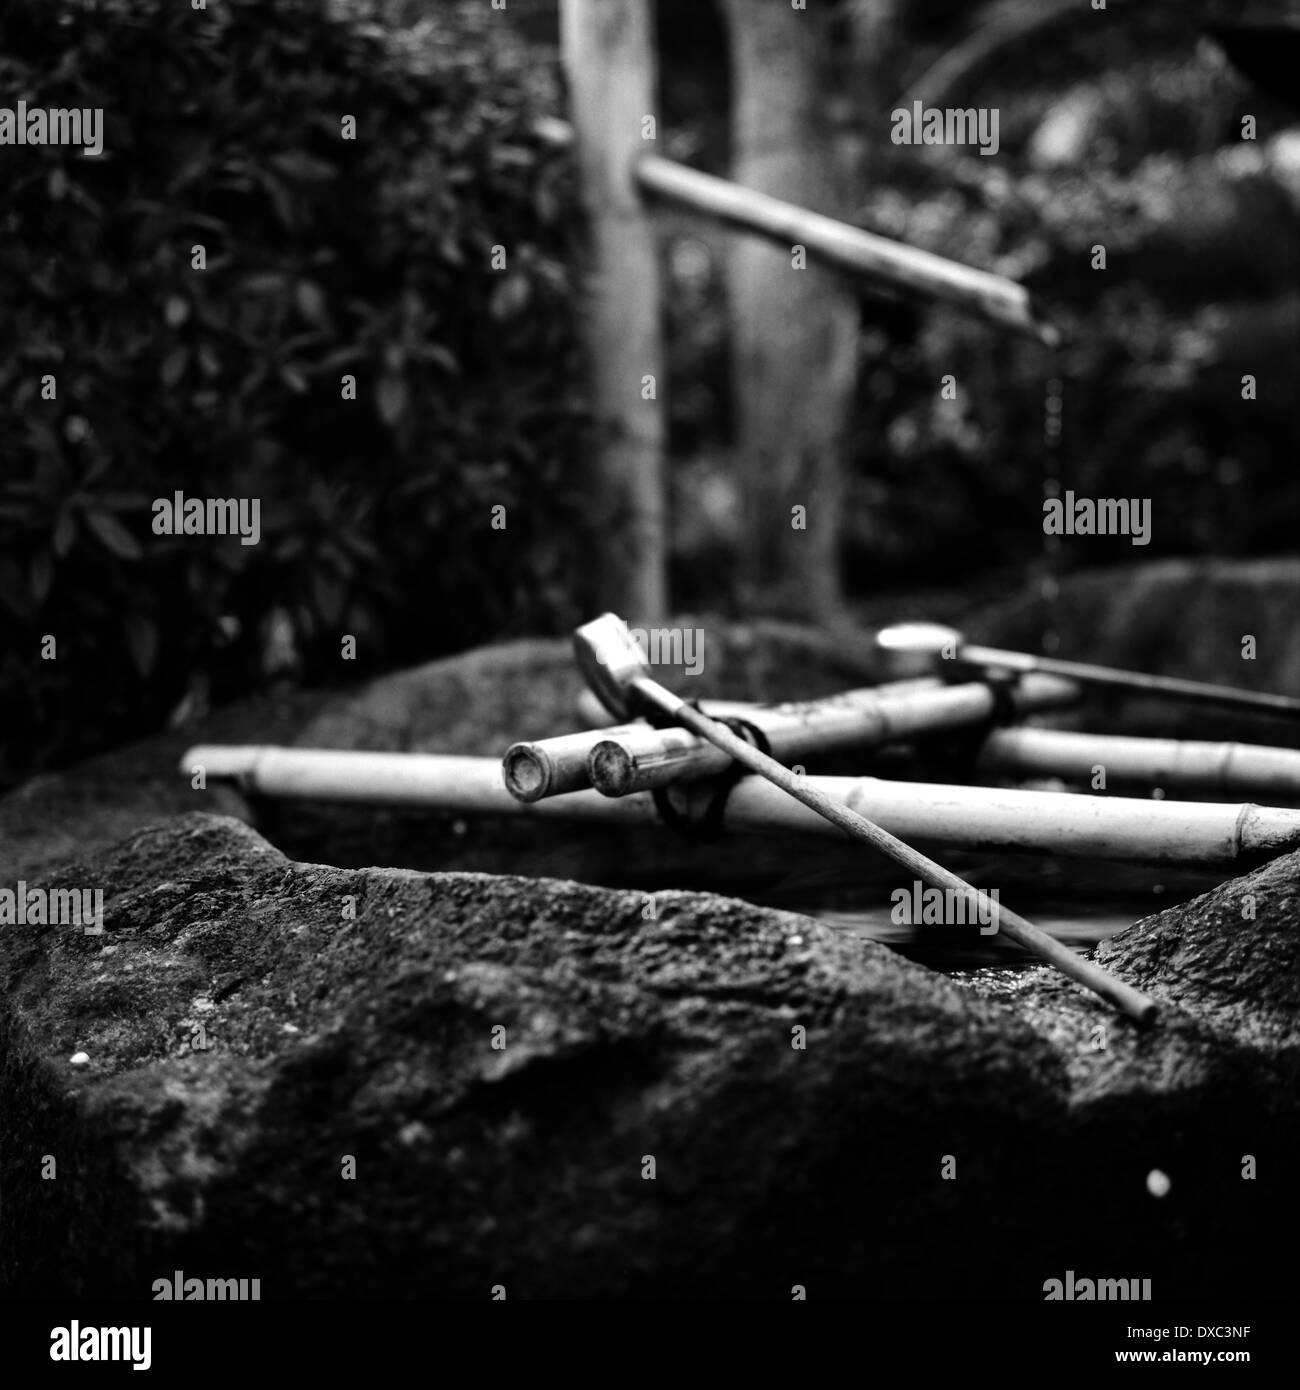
660,6 -> 1300,604
0,0 -> 586,786
840,33 -> 1300,590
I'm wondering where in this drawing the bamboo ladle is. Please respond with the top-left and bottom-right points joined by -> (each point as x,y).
873,622 -> 1300,719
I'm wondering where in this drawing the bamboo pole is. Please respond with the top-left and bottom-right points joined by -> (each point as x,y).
572,690 -> 1300,802
574,687 -> 776,727
504,696 -> 779,803
181,747 -> 1300,866
875,622 -> 1300,719
634,154 -> 1061,346
507,675 -> 1073,801
961,645 -> 1300,718
977,726 -> 1300,798
581,673 -> 1078,797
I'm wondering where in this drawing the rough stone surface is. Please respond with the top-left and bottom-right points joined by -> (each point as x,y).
0,687 -> 331,886
1096,847 -> 1300,1038
0,814 -> 1295,1299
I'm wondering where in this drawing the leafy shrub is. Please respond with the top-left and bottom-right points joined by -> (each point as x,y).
0,0 -> 586,786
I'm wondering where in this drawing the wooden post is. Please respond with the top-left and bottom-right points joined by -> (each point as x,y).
560,0 -> 667,623
718,0 -> 860,623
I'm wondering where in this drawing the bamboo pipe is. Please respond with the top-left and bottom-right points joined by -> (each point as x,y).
580,692 -> 1300,801
572,613 -> 1155,1023
508,673 -> 1078,802
179,747 -> 1300,865
583,674 -> 1079,797
977,726 -> 1300,798
503,697 -> 777,802
634,154 -> 1062,346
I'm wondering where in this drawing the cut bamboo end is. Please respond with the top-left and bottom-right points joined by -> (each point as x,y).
501,720 -> 663,803
589,741 -> 636,798
1134,998 -> 1160,1027
501,745 -> 554,802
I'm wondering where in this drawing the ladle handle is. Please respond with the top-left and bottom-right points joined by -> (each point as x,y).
961,644 -> 1300,718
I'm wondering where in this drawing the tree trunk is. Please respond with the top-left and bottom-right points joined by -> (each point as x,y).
720,0 -> 860,622
561,0 -> 667,623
